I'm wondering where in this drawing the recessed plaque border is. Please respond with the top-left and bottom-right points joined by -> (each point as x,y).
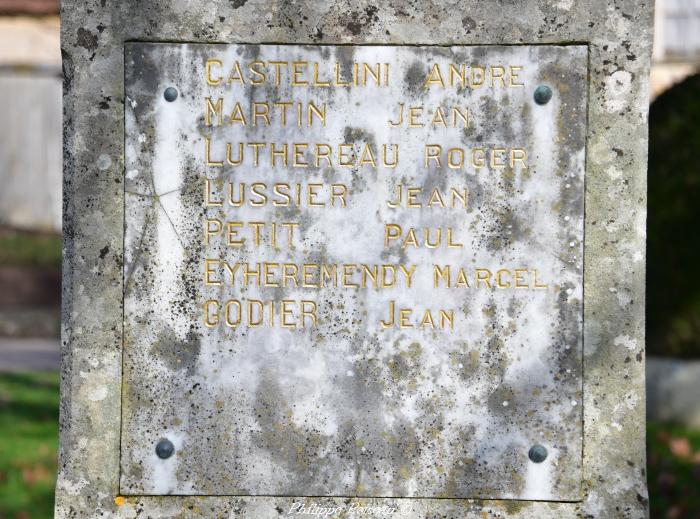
118,41 -> 588,502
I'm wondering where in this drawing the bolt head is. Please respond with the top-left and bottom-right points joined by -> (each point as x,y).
163,87 -> 178,102
528,443 -> 548,463
156,438 -> 175,459
533,85 -> 553,105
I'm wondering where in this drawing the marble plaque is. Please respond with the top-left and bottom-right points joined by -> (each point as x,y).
121,43 -> 586,500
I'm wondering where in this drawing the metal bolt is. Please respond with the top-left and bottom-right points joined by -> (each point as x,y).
533,85 -> 553,105
163,87 -> 178,102
528,444 -> 548,463
155,438 -> 175,459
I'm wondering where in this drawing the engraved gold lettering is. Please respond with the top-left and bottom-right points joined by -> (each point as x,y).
204,218 -> 222,245
205,59 -> 222,85
205,137 -> 224,166
205,97 -> 223,126
204,259 -> 221,286
248,61 -> 266,84
203,300 -> 220,327
227,61 -> 246,85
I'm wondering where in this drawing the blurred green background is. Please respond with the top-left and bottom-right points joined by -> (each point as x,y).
0,373 -> 58,519
647,73 -> 700,360
644,72 -> 700,518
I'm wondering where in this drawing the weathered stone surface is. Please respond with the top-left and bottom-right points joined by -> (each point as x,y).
58,1 -> 653,518
120,43 -> 586,500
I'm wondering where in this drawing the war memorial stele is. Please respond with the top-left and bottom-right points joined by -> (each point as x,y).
57,2 -> 653,518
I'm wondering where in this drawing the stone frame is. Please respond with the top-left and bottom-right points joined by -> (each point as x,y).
57,1 -> 652,517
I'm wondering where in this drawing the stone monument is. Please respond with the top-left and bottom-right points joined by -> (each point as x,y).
57,2 -> 653,518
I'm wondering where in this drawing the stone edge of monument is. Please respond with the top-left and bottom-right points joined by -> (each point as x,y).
56,1 -> 653,518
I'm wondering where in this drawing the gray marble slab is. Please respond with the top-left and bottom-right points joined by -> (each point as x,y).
121,43 -> 586,500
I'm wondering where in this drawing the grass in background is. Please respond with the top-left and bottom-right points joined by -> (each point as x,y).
0,372 -> 58,519
0,229 -> 61,268
648,422 -> 700,518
